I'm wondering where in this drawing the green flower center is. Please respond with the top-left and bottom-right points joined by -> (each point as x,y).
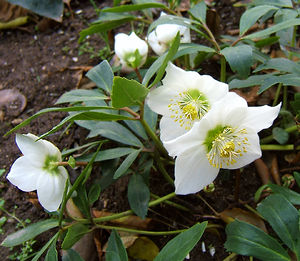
124,49 -> 143,69
203,125 -> 249,168
169,89 -> 210,130
43,155 -> 60,175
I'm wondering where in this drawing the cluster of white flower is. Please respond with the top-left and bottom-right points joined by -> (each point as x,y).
114,12 -> 190,70
147,63 -> 281,195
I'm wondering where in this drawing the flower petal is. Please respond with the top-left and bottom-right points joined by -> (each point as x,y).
243,103 -> 281,133
6,156 -> 39,191
36,167 -> 68,212
159,116 -> 188,142
174,148 -> 219,194
147,31 -> 167,55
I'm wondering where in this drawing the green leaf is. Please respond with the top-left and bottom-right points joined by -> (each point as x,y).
86,60 -> 114,93
114,149 -> 142,179
32,233 -> 59,261
189,1 -> 207,23
225,220 -> 290,261
268,184 -> 300,205
245,18 -> 300,40
88,183 -> 101,206
62,223 -> 90,250
154,222 -> 207,261
45,240 -> 58,261
55,89 -> 107,104
294,171 -> 300,188
144,103 -> 157,132
78,147 -> 137,162
106,230 -> 128,261
102,3 -> 166,12
259,74 -> 300,94
62,249 -> 84,261
272,127 -> 289,144
73,184 -> 90,218
95,12 -> 135,22
149,32 -> 181,88
239,5 -> 278,36
252,0 -> 293,8
127,174 -> 150,219
7,0 -> 63,21
229,75 -> 269,89
67,156 -> 76,169
111,77 -> 149,108
254,58 -> 300,74
79,18 -> 134,42
291,93 -> 300,114
1,219 -> 59,247
221,45 -> 253,78
257,194 -> 300,252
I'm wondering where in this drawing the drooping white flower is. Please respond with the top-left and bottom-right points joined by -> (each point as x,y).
147,12 -> 191,55
7,133 -> 68,212
147,63 -> 228,141
114,32 -> 148,70
164,92 -> 281,195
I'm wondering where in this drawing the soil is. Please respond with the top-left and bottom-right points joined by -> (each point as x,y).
0,0 -> 297,261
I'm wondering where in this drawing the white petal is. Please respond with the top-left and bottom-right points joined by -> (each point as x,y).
174,148 -> 219,194
159,116 -> 189,142
226,127 -> 262,169
243,103 -> 281,133
199,75 -> 228,102
155,23 -> 182,43
41,139 -> 62,161
146,85 -> 179,116
164,121 -> 205,157
129,32 -> 148,56
114,33 -> 128,58
147,31 -> 167,55
6,156 -> 39,191
36,167 -> 68,212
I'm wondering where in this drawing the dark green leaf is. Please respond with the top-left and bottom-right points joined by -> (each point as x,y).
111,77 -> 149,108
252,0 -> 293,8
291,93 -> 300,114
154,222 -> 207,261
268,184 -> 300,205
73,184 -> 90,218
94,12 -> 135,22
1,219 -> 58,247
114,149 -> 142,179
102,3 -> 166,12
229,75 -> 269,89
144,103 -> 157,132
239,5 -> 278,36
86,60 -> 114,93
189,1 -> 207,23
244,18 -> 300,40
127,174 -> 150,219
294,171 -> 300,188
272,127 -> 289,144
7,0 -> 63,21
106,230 -> 128,261
225,220 -> 290,261
259,74 -> 300,94
257,194 -> 300,252
254,58 -> 300,74
62,223 -> 90,250
45,240 -> 58,261
62,249 -> 84,261
88,183 -> 101,206
221,45 -> 253,78
55,89 -> 107,104
79,18 -> 134,42
32,233 -> 59,261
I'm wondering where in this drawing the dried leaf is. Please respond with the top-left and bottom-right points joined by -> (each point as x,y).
128,237 -> 159,261
66,198 -> 84,219
220,208 -> 267,232
270,155 -> 281,185
254,158 -> 271,185
0,0 -> 28,22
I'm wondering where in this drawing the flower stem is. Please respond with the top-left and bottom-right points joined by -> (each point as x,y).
154,150 -> 174,185
260,144 -> 300,150
260,125 -> 298,144
134,68 -> 143,83
273,83 -> 282,106
58,180 -> 69,227
196,194 -> 219,216
283,85 -> 288,110
151,193 -> 189,211
220,56 -> 226,82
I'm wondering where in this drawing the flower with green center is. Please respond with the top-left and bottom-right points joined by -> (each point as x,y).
164,92 -> 281,194
7,134 -> 68,212
114,32 -> 148,70
147,63 -> 228,141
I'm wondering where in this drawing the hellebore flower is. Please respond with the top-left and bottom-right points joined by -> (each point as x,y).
164,92 -> 281,195
147,63 -> 228,141
147,12 -> 191,55
114,32 -> 148,70
7,133 -> 68,212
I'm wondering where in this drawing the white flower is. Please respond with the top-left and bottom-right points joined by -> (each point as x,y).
114,32 -> 148,70
147,63 -> 228,141
164,92 -> 281,195
7,134 -> 68,212
147,12 -> 191,55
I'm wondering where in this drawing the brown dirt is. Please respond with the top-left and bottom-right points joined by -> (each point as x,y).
0,1 -> 296,261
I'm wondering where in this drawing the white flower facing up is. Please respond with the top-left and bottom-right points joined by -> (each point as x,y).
147,63 -> 228,141
147,12 -> 191,55
7,133 -> 68,212
164,92 -> 281,195
114,32 -> 148,70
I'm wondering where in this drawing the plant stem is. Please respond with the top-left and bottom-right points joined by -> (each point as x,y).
220,56 -> 226,82
260,125 -> 298,144
134,68 -> 143,83
273,83 -> 282,106
151,193 -> 189,211
57,161 -> 88,166
196,194 -> 219,216
201,23 -> 221,52
58,180 -> 69,227
154,150 -> 174,185
283,85 -> 288,110
261,144 -> 300,150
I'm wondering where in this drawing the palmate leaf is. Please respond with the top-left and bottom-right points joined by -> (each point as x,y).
225,220 -> 290,261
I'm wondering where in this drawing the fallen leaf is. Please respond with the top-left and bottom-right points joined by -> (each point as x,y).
66,198 -> 84,219
270,155 -> 281,185
254,158 -> 271,185
128,237 -> 159,261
